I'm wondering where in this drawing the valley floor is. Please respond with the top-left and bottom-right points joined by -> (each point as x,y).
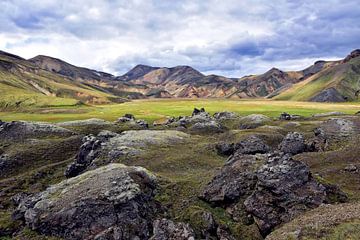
1,99 -> 360,123
1,99 -> 360,239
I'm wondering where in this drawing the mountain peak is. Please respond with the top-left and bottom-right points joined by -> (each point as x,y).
120,64 -> 160,81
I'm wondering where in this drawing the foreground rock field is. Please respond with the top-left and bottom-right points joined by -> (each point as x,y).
1,109 -> 360,240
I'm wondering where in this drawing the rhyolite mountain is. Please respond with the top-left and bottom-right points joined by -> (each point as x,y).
0,49 -> 360,107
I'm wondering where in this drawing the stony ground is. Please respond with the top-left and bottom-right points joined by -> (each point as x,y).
0,109 -> 360,240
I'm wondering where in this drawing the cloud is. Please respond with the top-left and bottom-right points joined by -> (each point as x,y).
0,0 -> 359,77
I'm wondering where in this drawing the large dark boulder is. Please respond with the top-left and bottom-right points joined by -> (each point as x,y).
14,164 -> 160,240
215,136 -> 270,157
215,142 -> 235,156
278,132 -> 306,155
200,153 -> 266,205
234,136 -> 270,155
244,153 -> 331,235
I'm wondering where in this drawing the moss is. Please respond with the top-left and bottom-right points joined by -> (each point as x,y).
13,228 -> 63,240
0,210 -> 22,236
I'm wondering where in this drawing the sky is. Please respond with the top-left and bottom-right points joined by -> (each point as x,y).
0,0 -> 359,77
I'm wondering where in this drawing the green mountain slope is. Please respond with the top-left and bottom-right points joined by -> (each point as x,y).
275,50 -> 360,102
0,51 -> 126,110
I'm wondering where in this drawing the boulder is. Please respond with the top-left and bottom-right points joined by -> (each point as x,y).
278,132 -> 306,155
150,218 -> 195,240
116,114 -> 148,128
234,136 -> 270,155
116,114 -> 135,123
279,112 -> 302,121
65,130 -> 189,177
215,142 -> 235,156
192,108 -> 206,116
244,153 -> 328,235
14,164 -> 160,240
57,118 -> 113,127
135,119 -> 149,129
0,120 -> 74,140
200,153 -> 266,205
189,121 -> 224,133
279,112 -> 291,120
215,136 -> 270,157
213,112 -> 237,120
239,114 -> 270,129
320,118 -> 356,138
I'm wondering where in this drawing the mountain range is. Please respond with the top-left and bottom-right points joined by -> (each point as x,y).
0,49 -> 359,108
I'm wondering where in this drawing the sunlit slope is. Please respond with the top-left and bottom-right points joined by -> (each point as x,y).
275,55 -> 360,102
0,53 -> 125,109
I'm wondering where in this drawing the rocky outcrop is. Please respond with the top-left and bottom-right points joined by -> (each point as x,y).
213,112 -> 238,120
14,164 -> 160,240
57,118 -> 113,127
320,118 -> 356,138
0,120 -> 74,140
216,136 -> 270,156
116,114 -> 149,128
278,132 -> 306,155
65,130 -> 189,177
244,152 -> 335,235
279,112 -> 302,121
65,135 -> 102,177
189,121 -> 224,133
200,153 -> 266,205
234,136 -> 270,155
150,219 -> 195,240
239,114 -> 271,129
215,142 -> 236,156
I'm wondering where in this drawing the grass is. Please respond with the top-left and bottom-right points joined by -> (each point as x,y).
1,99 -> 360,123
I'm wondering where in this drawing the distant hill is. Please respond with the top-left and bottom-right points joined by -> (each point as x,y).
0,52 -> 129,109
0,49 -> 359,107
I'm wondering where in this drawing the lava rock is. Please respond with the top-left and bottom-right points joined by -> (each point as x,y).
65,130 -> 189,177
215,142 -> 235,156
234,136 -> 270,155
278,132 -> 306,155
0,120 -> 75,140
14,164 -> 160,240
200,153 -> 266,205
239,114 -> 271,129
213,112 -> 237,120
279,112 -> 292,120
117,114 -> 135,123
150,218 -> 195,240
279,112 -> 302,121
192,108 -> 206,116
65,135 -> 102,178
189,121 -> 224,133
244,153 -> 327,235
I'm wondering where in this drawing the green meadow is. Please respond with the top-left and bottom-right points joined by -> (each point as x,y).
1,99 -> 360,123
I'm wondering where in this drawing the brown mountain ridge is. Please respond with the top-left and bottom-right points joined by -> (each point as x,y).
0,49 -> 359,104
